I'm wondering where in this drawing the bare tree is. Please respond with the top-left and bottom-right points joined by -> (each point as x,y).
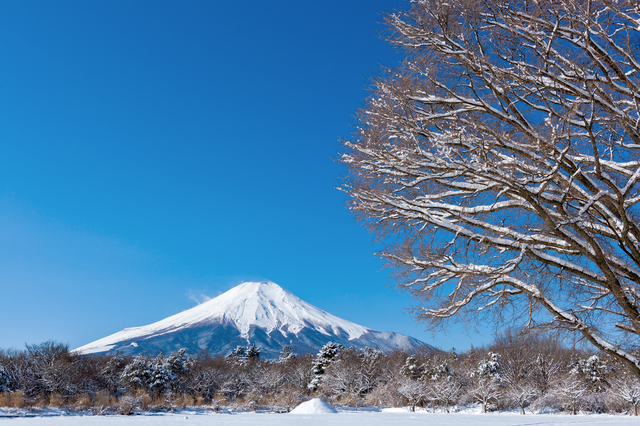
553,373 -> 588,415
428,376 -> 462,413
397,376 -> 427,411
506,381 -> 538,415
341,0 -> 640,375
322,347 -> 383,404
610,373 -> 640,415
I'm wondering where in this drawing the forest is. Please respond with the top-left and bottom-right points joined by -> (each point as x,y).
1,332 -> 639,416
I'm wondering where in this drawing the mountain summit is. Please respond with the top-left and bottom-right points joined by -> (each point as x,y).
73,281 -> 430,358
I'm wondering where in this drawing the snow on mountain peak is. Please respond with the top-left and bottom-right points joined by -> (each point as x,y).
205,281 -> 369,339
74,281 -> 370,355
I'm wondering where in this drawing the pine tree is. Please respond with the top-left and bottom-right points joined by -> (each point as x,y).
233,345 -> 246,357
149,353 -> 176,394
226,345 -> 247,364
470,352 -> 503,412
120,355 -> 152,390
0,365 -> 9,392
102,352 -> 126,391
571,355 -> 610,392
166,349 -> 190,375
246,343 -> 261,361
308,342 -> 343,391
278,345 -> 297,363
400,356 -> 425,381
475,352 -> 502,384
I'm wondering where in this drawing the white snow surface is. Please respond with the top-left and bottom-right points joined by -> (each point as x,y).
3,410 -> 638,426
74,282 -> 369,355
290,398 -> 337,414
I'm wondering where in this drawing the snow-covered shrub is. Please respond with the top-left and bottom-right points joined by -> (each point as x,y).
118,395 -> 142,415
427,375 -> 462,413
271,384 -> 304,412
22,341 -> 82,397
220,368 -> 254,400
581,391 -> 607,414
364,379 -> 406,408
187,367 -> 219,401
505,381 -> 537,415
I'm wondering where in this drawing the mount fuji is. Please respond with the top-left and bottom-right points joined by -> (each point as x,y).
73,282 -> 431,358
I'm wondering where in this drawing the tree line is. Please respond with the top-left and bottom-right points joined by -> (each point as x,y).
1,332 -> 639,415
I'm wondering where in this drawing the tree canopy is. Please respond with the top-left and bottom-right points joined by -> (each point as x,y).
341,0 -> 640,375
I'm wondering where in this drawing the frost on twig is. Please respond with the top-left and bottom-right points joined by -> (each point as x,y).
341,0 -> 640,376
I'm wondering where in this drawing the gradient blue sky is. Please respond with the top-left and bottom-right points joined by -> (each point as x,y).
0,0 -> 493,352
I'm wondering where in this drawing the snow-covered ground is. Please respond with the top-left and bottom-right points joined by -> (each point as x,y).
3,409 -> 638,425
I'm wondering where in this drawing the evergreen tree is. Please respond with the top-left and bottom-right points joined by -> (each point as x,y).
571,355 -> 611,392
120,355 -> 152,390
149,363 -> 174,394
470,352 -> 503,412
246,343 -> 261,361
308,342 -> 343,391
102,352 -> 126,391
278,345 -> 297,363
474,352 -> 502,384
149,353 -> 176,394
103,352 -> 125,375
400,355 -> 425,381
166,349 -> 190,375
0,364 -> 9,392
226,345 -> 247,364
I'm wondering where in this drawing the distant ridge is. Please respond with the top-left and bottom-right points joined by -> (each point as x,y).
73,281 -> 432,358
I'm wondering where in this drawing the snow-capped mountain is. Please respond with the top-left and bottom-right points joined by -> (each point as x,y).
73,281 -> 431,358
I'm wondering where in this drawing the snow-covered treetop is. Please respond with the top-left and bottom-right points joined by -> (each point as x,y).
473,352 -> 502,383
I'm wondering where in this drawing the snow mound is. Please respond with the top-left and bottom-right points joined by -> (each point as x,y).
290,398 -> 337,414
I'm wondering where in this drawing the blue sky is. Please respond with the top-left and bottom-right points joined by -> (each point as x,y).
0,0 -> 493,352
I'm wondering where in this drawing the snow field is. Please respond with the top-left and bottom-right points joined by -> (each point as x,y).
3,410 -> 639,426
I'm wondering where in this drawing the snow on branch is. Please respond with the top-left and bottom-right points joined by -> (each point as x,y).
341,0 -> 640,376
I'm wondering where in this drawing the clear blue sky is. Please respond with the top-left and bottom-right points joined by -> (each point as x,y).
0,0 -> 493,352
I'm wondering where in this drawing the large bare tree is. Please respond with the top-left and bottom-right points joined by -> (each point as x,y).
341,0 -> 640,375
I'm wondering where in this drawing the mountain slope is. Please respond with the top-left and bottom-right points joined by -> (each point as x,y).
73,282 -> 431,358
